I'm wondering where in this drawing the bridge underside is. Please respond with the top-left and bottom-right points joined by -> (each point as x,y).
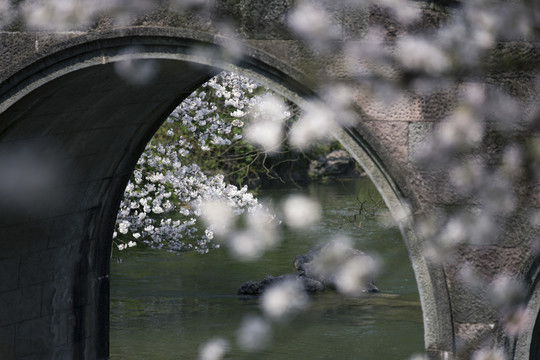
0,57 -> 216,359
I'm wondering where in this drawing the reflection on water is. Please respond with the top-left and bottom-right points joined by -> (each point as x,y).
110,178 -> 424,359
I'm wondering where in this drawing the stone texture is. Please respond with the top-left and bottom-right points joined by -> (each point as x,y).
363,120 -> 409,165
0,285 -> 41,327
0,3 -> 538,360
15,313 -> 68,358
67,304 -> 95,344
455,322 -> 497,359
47,212 -> 91,249
0,324 -> 15,360
19,250 -> 64,287
408,121 -> 434,162
444,245 -> 531,324
0,222 -> 50,258
0,257 -> 20,292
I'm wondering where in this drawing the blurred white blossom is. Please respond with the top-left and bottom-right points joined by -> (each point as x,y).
302,237 -> 381,296
396,36 -> 450,75
490,276 -> 526,310
471,348 -> 507,360
214,22 -> 245,61
501,305 -> 531,337
198,337 -> 229,360
22,0 -> 158,30
378,0 -> 421,24
22,0 -> 104,30
319,84 -> 358,127
114,48 -> 159,87
199,198 -> 235,236
228,207 -> 279,261
0,0 -> 13,28
437,107 -> 484,150
0,142 -> 60,214
334,253 -> 380,296
287,1 -> 340,48
237,315 -> 272,352
282,194 -> 321,229
245,94 -> 289,153
244,120 -> 283,153
261,279 -> 308,319
290,102 -> 338,149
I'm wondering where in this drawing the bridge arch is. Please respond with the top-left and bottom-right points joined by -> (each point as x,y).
0,29 -> 452,359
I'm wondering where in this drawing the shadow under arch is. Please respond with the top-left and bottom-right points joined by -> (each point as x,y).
0,29 -> 453,359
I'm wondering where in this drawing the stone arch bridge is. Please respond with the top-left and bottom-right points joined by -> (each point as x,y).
0,2 -> 539,359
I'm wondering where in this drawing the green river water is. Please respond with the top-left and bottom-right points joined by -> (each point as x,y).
110,178 -> 424,359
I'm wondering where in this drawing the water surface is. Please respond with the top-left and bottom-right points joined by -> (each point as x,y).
110,178 -> 424,359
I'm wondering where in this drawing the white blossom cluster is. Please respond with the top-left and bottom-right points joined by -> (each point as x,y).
168,72 -> 261,152
114,72 -> 280,254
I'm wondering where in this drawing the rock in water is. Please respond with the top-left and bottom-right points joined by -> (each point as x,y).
237,274 -> 324,296
308,150 -> 360,179
237,275 -> 292,296
293,241 -> 379,293
237,242 -> 379,296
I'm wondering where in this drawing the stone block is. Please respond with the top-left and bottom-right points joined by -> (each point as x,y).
0,32 -> 35,83
354,86 -> 457,123
355,90 -> 423,122
0,257 -> 20,292
341,4 -> 370,40
0,222 -> 49,259
80,336 -> 99,360
219,0 -> 294,40
408,121 -> 434,163
67,304 -> 97,344
444,245 -> 531,324
0,285 -> 41,326
245,39 -> 311,75
455,322 -> 497,360
15,312 -> 68,358
68,154 -> 116,184
58,128 -> 126,164
363,120 -> 409,165
47,182 -> 91,217
42,277 -> 71,316
18,246 -> 78,287
496,211 -> 540,248
47,212 -> 90,249
407,169 -> 462,208
445,273 -> 497,325
18,344 -> 72,360
79,179 -> 111,211
42,272 -> 93,318
0,324 -> 15,360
